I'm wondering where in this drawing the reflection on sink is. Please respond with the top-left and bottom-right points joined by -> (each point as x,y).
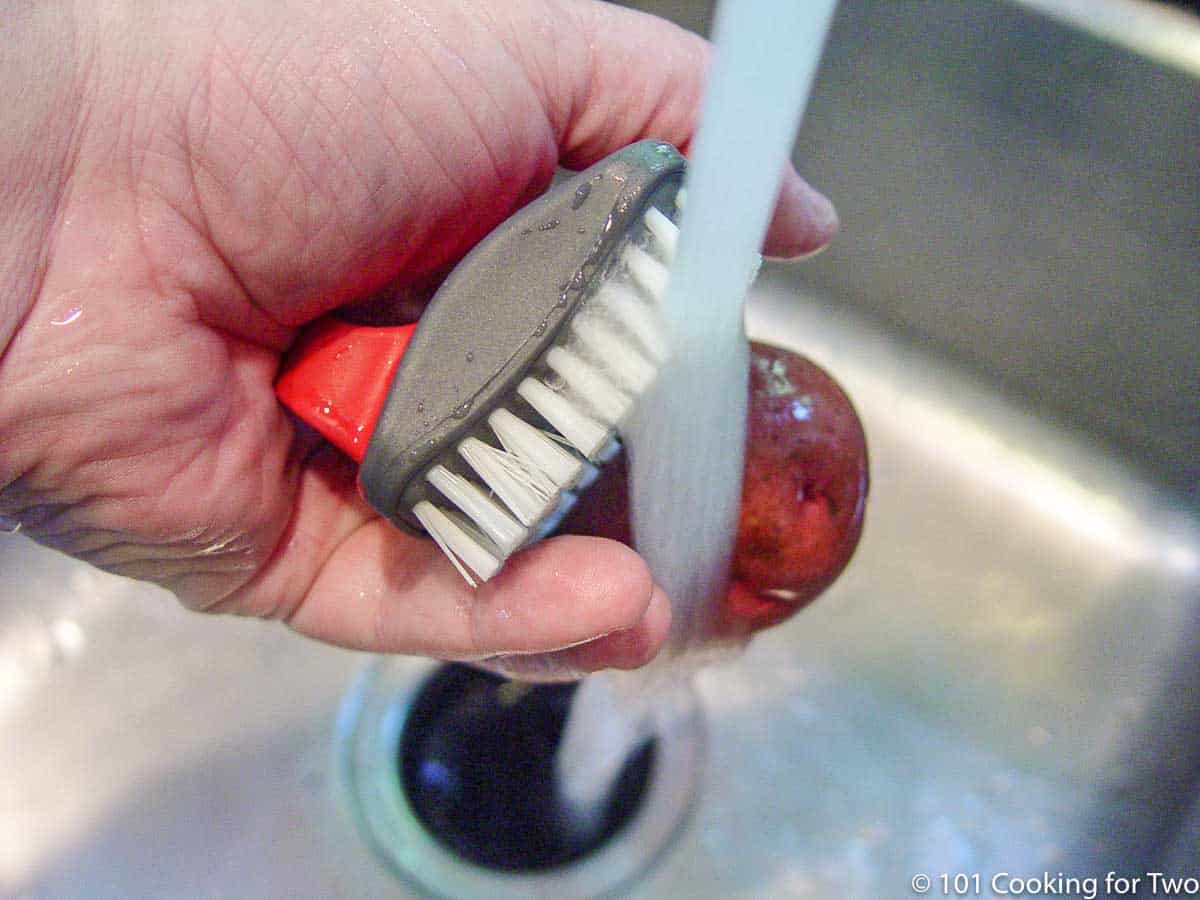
3,0 -> 1198,896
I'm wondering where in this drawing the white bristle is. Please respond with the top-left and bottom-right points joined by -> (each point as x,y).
488,408 -> 585,488
412,500 -> 501,586
592,283 -> 667,361
545,346 -> 633,426
571,315 -> 658,395
459,435 -> 559,527
674,187 -> 687,212
408,192 -> 679,589
426,465 -> 524,555
624,245 -> 670,300
643,206 -> 679,262
517,377 -> 611,459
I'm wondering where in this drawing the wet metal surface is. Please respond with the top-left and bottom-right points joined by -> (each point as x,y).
4,284 -> 1196,896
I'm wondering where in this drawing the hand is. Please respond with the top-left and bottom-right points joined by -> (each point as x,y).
0,0 -> 837,677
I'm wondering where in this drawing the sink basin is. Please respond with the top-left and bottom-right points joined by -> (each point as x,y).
3,0 -> 1197,896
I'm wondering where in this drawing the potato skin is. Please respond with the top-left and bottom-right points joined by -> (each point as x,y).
559,342 -> 868,638
717,343 -> 868,636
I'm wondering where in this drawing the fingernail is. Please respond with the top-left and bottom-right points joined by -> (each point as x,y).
763,176 -> 840,260
470,654 -> 588,683
469,586 -> 673,682
581,584 -> 672,672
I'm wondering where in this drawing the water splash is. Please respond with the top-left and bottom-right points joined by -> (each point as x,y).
627,0 -> 837,661
557,0 -> 838,828
50,307 -> 83,326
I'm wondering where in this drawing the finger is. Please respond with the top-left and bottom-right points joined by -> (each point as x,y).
541,3 -> 838,258
763,172 -> 840,259
470,586 -> 671,682
222,444 -> 666,658
183,0 -> 833,330
290,530 -> 663,659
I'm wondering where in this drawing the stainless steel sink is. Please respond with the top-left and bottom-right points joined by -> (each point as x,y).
4,0 -> 1198,896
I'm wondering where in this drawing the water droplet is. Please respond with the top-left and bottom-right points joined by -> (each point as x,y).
577,227 -> 587,235
571,183 -> 592,210
50,307 -> 83,326
321,406 -> 331,415
417,402 -> 425,413
538,219 -> 559,232
533,321 -> 547,337
520,227 -> 533,236
466,352 -> 474,363
50,619 -> 86,661
452,400 -> 473,418
1026,725 -> 1052,747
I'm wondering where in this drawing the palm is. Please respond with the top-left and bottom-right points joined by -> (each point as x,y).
1,0 -> 835,674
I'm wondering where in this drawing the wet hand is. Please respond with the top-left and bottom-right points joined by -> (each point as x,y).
0,0 -> 837,676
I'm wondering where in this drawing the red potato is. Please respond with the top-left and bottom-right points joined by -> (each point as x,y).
560,342 -> 869,639
719,343 -> 868,636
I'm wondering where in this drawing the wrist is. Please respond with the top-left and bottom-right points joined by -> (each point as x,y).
0,2 -> 90,360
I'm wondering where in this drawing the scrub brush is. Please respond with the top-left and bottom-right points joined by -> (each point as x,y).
275,141 -> 685,586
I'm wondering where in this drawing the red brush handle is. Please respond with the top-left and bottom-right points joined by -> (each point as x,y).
275,319 -> 416,462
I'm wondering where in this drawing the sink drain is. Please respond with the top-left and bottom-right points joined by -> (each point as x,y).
399,664 -> 656,872
337,657 -> 704,899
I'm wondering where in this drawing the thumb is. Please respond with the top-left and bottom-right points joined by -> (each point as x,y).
537,2 -> 838,257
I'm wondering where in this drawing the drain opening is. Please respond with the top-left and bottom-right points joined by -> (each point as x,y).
399,663 -> 657,872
